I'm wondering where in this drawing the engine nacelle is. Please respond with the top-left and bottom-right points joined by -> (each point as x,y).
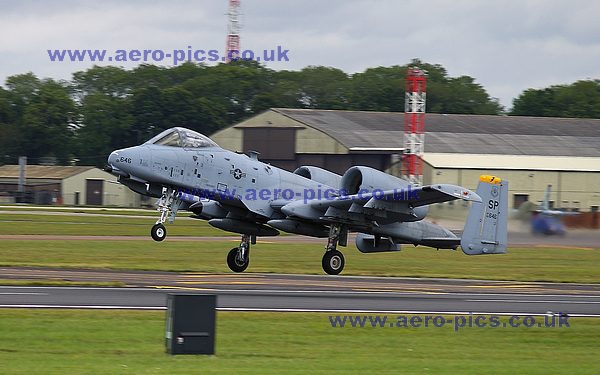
355,233 -> 400,253
340,166 -> 428,221
340,166 -> 410,194
294,166 -> 342,188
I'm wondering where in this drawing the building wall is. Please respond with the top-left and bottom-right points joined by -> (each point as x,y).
424,163 -> 600,211
211,110 -> 348,154
62,169 -> 141,207
212,126 -> 243,151
211,110 -> 384,175
212,110 -> 600,212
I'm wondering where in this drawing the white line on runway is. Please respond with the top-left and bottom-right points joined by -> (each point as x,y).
0,292 -> 48,295
467,299 -> 600,304
2,285 -> 600,299
0,304 -> 599,318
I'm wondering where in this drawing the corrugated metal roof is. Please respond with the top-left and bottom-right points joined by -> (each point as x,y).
0,165 -> 95,179
423,153 -> 600,171
273,108 -> 600,156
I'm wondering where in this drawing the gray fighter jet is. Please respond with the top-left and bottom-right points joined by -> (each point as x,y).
106,127 -> 508,275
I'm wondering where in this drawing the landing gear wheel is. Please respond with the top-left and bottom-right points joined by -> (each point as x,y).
227,247 -> 249,273
151,223 -> 167,242
322,250 -> 345,275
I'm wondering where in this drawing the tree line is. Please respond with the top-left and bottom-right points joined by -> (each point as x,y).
0,59 -> 598,166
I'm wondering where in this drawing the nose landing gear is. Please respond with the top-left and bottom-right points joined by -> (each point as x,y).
150,187 -> 181,242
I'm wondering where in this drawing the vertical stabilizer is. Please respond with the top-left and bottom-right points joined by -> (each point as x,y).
541,184 -> 552,211
461,175 -> 508,255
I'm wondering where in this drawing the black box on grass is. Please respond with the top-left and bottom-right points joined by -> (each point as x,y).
165,294 -> 216,355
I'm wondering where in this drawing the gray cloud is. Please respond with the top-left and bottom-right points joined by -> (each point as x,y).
1,0 -> 599,108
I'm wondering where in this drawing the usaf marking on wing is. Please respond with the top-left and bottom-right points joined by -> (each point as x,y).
106,127 -> 508,275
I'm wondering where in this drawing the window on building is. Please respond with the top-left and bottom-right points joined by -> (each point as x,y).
513,194 -> 529,209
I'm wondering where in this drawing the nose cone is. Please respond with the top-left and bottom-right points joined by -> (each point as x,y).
108,150 -> 119,166
106,147 -> 139,177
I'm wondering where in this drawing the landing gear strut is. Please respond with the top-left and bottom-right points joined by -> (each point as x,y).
322,224 -> 346,275
227,234 -> 251,272
151,187 -> 180,242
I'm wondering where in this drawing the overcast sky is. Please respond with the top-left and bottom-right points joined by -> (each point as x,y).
1,0 -> 599,108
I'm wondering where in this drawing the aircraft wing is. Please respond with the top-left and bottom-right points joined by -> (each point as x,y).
280,184 -> 481,221
536,209 -> 580,217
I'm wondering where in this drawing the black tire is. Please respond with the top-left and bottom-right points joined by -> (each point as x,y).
322,250 -> 345,275
151,223 -> 167,242
227,247 -> 249,273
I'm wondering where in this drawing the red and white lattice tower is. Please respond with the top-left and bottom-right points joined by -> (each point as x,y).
225,0 -> 241,63
403,67 -> 427,186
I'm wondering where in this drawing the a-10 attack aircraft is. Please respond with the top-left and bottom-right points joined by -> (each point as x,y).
531,184 -> 579,236
106,127 -> 508,275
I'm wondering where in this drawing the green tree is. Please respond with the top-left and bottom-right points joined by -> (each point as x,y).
72,65 -> 131,99
76,93 -> 133,166
347,60 -> 503,114
0,87 -> 20,164
19,79 -> 76,163
511,80 -> 600,118
297,66 -> 350,109
349,66 -> 406,111
182,60 -> 275,123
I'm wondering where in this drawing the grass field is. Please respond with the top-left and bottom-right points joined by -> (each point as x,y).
0,309 -> 598,375
1,208 -> 599,282
1,209 -> 599,374
1,239 -> 600,282
0,213 -> 227,236
0,205 -> 159,216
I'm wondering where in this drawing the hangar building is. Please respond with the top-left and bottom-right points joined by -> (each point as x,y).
212,108 -> 600,212
0,165 -> 141,206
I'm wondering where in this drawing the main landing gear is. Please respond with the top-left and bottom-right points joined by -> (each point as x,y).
227,234 -> 252,272
322,224 -> 347,275
150,187 -> 181,242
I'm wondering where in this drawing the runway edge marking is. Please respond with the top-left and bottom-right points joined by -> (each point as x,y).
1,304 -> 599,318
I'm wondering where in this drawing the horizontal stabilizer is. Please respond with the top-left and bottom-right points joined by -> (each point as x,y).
419,237 -> 460,249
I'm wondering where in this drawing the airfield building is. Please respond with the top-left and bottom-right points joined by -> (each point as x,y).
212,108 -> 600,212
0,165 -> 141,206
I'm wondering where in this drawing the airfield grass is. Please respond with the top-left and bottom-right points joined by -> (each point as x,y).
0,279 -> 125,287
1,210 -> 599,282
0,213 -> 227,236
0,205 -> 158,216
1,239 -> 600,283
0,309 -> 598,375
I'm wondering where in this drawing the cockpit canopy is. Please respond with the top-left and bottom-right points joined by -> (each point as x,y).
145,127 -> 219,148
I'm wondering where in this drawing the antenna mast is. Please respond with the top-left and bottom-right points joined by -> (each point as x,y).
403,67 -> 427,186
225,0 -> 241,63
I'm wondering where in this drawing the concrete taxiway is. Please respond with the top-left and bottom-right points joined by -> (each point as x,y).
1,268 -> 599,316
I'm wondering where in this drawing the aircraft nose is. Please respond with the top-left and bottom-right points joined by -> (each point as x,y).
108,150 -> 119,165
106,147 -> 138,176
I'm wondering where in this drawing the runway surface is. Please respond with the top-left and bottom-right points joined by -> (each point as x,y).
1,229 -> 599,248
1,268 -> 599,316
